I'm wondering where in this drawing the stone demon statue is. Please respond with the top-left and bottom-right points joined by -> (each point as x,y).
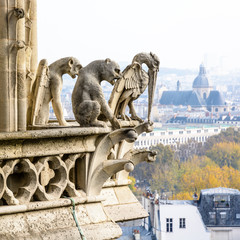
72,58 -> 122,129
31,57 -> 82,126
109,52 -> 160,122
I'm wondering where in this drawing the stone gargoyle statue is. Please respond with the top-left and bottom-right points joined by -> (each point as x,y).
109,52 -> 160,122
31,57 -> 82,126
72,58 -> 122,129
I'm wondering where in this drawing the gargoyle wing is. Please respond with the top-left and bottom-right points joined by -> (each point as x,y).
31,59 -> 49,125
108,62 -> 142,115
124,62 -> 141,98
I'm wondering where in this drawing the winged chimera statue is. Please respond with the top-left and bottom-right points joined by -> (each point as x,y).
109,52 -> 160,122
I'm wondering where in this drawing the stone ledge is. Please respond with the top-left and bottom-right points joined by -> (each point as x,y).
101,186 -> 148,222
0,126 -> 110,141
104,202 -> 148,222
0,201 -> 122,240
0,196 -> 106,216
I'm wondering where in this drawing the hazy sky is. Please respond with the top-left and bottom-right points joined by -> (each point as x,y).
38,0 -> 240,70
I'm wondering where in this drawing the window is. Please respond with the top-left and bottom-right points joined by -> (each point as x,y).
161,132 -> 165,135
179,131 -> 183,134
236,213 -> 240,219
187,130 -> 191,134
179,218 -> 186,228
150,132 -> 154,136
197,130 -> 201,133
203,92 -> 207,100
166,218 -> 173,232
220,212 -> 227,219
214,129 -> 218,132
142,133 -> 146,136
209,212 -> 216,219
204,129 -> 208,133
209,212 -> 216,224
168,132 -> 173,135
214,195 -> 230,208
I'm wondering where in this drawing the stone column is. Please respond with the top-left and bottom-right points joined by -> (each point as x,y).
0,0 -> 24,132
26,0 -> 37,126
17,0 -> 26,131
0,1 -> 10,132
29,0 -> 37,77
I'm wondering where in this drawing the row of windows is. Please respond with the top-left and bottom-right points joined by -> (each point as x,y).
217,121 -> 239,125
152,129 -> 219,136
135,136 -> 209,146
166,218 -> 186,232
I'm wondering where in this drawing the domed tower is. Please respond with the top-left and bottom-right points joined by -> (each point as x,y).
192,64 -> 212,100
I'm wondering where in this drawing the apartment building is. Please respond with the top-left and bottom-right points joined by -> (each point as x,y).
135,125 -> 230,149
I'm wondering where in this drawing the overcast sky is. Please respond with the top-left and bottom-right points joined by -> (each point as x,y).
38,0 -> 240,70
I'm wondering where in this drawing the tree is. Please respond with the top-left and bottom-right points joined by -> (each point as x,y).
206,142 -> 240,169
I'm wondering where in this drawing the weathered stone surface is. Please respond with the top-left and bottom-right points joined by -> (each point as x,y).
81,222 -> 122,240
0,128 -> 103,160
101,186 -> 149,222
104,202 -> 148,222
0,202 -> 121,240
101,187 -> 119,206
114,186 -> 138,204
85,203 -> 108,223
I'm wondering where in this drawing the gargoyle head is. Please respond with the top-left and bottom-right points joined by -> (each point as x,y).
102,58 -> 122,85
68,57 -> 82,78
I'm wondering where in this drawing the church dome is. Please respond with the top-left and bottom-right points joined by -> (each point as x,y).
192,64 -> 209,88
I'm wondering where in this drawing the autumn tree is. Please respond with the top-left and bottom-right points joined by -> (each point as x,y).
206,142 -> 240,169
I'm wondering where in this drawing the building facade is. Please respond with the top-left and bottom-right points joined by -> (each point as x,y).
142,187 -> 240,240
160,64 -> 228,113
135,125 -> 230,149
142,198 -> 210,240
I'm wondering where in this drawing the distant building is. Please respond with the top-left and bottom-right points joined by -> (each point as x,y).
135,125 -> 230,149
167,116 -> 217,124
142,187 -> 240,240
142,197 -> 210,240
217,115 -> 240,125
160,64 -> 228,113
168,114 -> 240,126
198,187 -> 240,240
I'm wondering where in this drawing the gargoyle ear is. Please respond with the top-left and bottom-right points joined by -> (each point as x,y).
77,64 -> 83,70
68,58 -> 74,67
105,58 -> 111,64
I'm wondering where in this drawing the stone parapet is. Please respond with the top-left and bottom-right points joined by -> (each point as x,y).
0,123 -> 155,239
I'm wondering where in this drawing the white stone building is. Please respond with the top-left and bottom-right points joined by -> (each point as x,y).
142,198 -> 210,240
142,188 -> 240,240
135,125 -> 230,149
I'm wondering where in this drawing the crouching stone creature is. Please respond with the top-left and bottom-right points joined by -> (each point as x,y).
31,57 -> 82,126
72,58 -> 122,129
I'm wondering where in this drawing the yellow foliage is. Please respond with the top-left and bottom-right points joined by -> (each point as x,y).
128,176 -> 137,192
173,165 -> 240,200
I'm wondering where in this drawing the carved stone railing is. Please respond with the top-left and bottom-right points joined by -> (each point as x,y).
0,122 -> 156,239
0,122 -> 155,207
0,127 -> 101,206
